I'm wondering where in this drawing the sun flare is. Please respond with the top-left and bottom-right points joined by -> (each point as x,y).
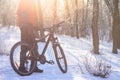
12,0 -> 85,26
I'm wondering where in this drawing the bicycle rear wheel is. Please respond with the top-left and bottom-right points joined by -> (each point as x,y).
53,44 -> 67,73
10,41 -> 37,76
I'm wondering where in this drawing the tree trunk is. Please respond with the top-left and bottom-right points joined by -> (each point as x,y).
83,0 -> 89,37
75,0 -> 79,39
80,0 -> 86,37
112,0 -> 119,54
104,0 -> 113,16
91,0 -> 99,54
64,0 -> 70,18
35,0 -> 45,41
104,0 -> 119,54
53,0 -> 57,23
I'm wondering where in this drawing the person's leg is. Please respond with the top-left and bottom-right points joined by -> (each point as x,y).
19,26 -> 30,72
27,26 -> 43,73
19,23 -> 43,73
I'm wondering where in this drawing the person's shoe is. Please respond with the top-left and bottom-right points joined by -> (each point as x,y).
19,66 -> 28,73
34,67 -> 43,73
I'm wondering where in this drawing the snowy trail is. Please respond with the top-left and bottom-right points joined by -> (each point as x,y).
0,27 -> 120,80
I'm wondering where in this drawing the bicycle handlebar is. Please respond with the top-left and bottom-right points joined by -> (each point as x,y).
44,21 -> 64,31
36,21 -> 65,42
44,18 -> 70,32
36,18 -> 70,42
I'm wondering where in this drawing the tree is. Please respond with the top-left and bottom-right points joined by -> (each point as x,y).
0,0 -> 17,26
104,0 -> 120,54
112,0 -> 119,54
91,0 -> 99,54
75,0 -> 79,39
35,0 -> 45,40
53,0 -> 57,24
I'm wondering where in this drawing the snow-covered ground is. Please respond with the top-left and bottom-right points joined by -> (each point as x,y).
0,27 -> 120,80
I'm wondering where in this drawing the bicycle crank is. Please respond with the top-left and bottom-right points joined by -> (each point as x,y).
39,55 -> 55,65
46,60 -> 54,65
39,55 -> 46,64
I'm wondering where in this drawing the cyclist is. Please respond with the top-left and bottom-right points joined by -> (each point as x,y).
17,0 -> 43,73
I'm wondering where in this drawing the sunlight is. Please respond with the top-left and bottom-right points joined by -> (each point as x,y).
40,0 -> 66,26
12,0 -> 86,26
10,0 -> 66,27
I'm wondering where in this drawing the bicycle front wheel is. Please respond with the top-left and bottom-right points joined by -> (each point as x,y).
53,44 -> 67,73
10,41 -> 37,76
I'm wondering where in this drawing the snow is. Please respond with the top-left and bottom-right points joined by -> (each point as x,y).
0,27 -> 120,80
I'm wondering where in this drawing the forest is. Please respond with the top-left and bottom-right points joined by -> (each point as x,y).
0,0 -> 120,79
0,0 -> 120,54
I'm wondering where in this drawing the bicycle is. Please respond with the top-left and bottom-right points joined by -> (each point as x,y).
10,21 -> 67,76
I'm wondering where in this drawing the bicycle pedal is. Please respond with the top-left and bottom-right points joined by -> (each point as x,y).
47,60 -> 54,65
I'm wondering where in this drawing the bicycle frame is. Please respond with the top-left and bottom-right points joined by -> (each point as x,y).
41,32 -> 56,56
31,30 -> 57,64
31,20 -> 66,63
